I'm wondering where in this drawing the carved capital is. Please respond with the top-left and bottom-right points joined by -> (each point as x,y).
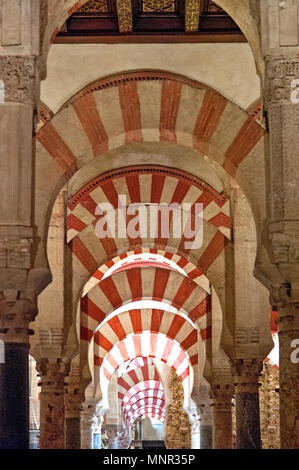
65,382 -> 85,418
270,283 -> 291,310
234,358 -> 263,394
37,357 -> 70,391
0,291 -> 37,343
276,302 -> 299,333
211,383 -> 234,412
0,56 -> 37,105
265,55 -> 299,107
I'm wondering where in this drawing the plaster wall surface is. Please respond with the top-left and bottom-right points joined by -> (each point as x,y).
42,43 -> 260,113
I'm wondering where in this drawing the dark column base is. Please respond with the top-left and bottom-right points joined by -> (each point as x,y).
200,425 -> 212,449
235,392 -> 261,449
65,417 -> 81,449
0,343 -> 29,449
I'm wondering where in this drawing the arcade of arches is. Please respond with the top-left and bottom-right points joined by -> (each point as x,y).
1,0 -> 299,450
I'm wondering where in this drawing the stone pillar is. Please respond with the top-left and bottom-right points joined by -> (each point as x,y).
65,381 -> 85,449
0,295 -> 37,449
211,383 -> 233,449
190,413 -> 201,449
107,428 -> 118,449
37,358 -> 69,449
92,414 -> 104,449
276,301 -> 299,448
260,3 -> 299,448
81,400 -> 96,449
234,359 -> 262,449
186,399 -> 200,449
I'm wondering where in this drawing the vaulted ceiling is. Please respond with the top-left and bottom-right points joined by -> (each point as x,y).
55,0 -> 244,43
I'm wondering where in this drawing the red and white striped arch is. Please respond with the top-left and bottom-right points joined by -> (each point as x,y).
83,249 -> 208,295
94,309 -> 199,371
124,397 -> 165,420
128,405 -> 166,424
122,380 -> 164,405
36,71 -> 267,272
98,331 -> 193,408
121,389 -> 165,411
117,363 -> 161,398
80,267 -> 211,341
67,166 -> 230,243
72,211 -> 230,321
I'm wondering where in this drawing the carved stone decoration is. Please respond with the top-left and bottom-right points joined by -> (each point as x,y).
0,227 -> 33,269
0,293 -> 37,344
0,56 -> 36,105
78,0 -> 108,12
236,327 -> 259,344
259,361 -> 280,449
165,370 -> 191,449
116,0 -> 133,33
265,56 -> 299,225
211,382 -> 233,449
185,0 -> 201,32
117,425 -> 132,449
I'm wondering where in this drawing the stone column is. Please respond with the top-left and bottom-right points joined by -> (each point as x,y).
276,300 -> 299,448
65,382 -> 85,449
37,358 -> 69,449
0,294 -> 37,449
211,383 -> 233,449
81,400 -> 96,449
234,359 -> 262,449
260,4 -> 299,447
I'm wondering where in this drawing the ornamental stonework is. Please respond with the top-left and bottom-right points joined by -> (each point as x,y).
165,370 -> 191,449
266,56 -> 299,106
259,362 -> 280,449
0,56 -> 36,104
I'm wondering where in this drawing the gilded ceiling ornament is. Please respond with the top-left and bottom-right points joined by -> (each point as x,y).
142,0 -> 175,13
77,0 -> 108,13
116,0 -> 133,32
185,0 -> 201,32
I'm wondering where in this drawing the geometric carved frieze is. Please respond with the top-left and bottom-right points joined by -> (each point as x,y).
0,56 -> 36,104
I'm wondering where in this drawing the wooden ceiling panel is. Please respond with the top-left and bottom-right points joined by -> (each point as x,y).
55,0 -> 244,43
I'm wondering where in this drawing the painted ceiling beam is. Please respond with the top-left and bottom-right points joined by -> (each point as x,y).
116,0 -> 133,33
185,0 -> 202,32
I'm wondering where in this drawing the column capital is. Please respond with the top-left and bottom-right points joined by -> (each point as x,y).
265,54 -> 299,106
211,383 -> 234,412
37,357 -> 70,389
65,382 -> 85,419
0,292 -> 37,343
233,358 -> 263,394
